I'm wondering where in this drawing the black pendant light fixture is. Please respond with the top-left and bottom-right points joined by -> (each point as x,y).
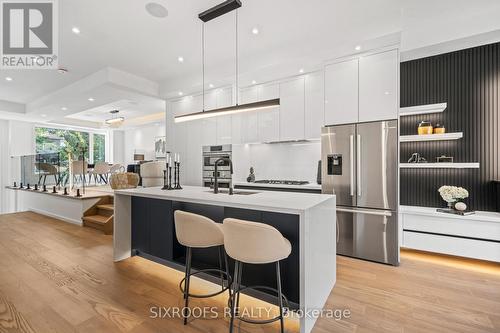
174,0 -> 280,123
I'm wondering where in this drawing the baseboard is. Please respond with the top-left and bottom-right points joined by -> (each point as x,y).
28,209 -> 83,226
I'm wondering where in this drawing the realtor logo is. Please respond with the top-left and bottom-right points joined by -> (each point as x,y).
1,0 -> 58,69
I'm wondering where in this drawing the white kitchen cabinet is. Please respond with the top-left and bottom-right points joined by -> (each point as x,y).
236,84 -> 280,144
359,49 -> 398,122
202,118 -> 217,146
279,77 -> 305,141
238,86 -> 260,143
203,90 -> 217,111
215,87 -> 233,145
170,99 -> 187,155
258,83 -> 280,142
230,114 -> 243,144
184,120 -> 203,186
304,71 -> 324,139
324,58 -> 358,125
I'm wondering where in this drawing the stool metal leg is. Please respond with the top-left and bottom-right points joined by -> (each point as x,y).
218,246 -> 224,291
235,262 -> 242,313
183,247 -> 192,325
276,261 -> 285,333
229,260 -> 240,333
223,250 -> 232,300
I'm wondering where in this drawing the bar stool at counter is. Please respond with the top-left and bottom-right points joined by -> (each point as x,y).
223,218 -> 291,333
174,210 -> 232,325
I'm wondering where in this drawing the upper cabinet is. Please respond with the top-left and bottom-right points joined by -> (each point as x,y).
171,47 -> 398,147
304,71 -> 325,139
259,83 -> 280,143
324,58 -> 359,125
214,87 -> 233,145
324,48 -> 398,125
237,85 -> 260,143
359,49 -> 398,122
235,83 -> 279,143
280,77 -> 305,141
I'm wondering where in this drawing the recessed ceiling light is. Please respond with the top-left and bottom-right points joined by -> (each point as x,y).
251,27 -> 259,35
61,107 -> 68,111
88,97 -> 95,102
178,56 -> 184,63
355,45 -> 362,51
41,114 -> 47,117
209,83 -> 214,88
299,68 -> 304,73
72,27 -> 80,34
251,80 -> 256,85
145,2 -> 169,18
5,77 -> 13,81
178,91 -> 183,96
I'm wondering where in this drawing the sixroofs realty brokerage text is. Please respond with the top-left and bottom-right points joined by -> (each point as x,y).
149,306 -> 352,320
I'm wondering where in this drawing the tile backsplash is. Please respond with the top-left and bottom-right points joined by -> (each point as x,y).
232,141 -> 321,182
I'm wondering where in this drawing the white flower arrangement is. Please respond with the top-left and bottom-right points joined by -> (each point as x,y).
438,185 -> 469,203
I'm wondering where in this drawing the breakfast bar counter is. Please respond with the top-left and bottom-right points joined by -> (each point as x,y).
113,185 -> 336,333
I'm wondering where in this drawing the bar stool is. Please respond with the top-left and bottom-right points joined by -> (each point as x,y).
174,210 -> 232,325
223,218 -> 291,333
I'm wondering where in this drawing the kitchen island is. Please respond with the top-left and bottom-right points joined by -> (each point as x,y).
113,186 -> 336,333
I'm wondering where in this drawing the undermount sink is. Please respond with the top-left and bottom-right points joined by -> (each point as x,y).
205,189 -> 259,195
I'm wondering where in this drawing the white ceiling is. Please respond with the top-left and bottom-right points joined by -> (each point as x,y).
0,0 -> 499,128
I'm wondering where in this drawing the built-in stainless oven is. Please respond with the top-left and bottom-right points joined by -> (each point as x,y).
202,145 -> 232,188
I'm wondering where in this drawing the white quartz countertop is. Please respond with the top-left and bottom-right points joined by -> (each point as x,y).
400,205 -> 500,223
115,185 -> 334,214
234,181 -> 322,190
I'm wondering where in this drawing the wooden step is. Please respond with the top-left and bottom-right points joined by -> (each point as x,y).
82,215 -> 109,225
97,204 -> 114,211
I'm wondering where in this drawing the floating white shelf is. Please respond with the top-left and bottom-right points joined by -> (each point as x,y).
400,102 -> 447,116
400,163 -> 480,169
400,132 -> 463,142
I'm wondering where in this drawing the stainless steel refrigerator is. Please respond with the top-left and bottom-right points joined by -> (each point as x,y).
321,120 -> 399,265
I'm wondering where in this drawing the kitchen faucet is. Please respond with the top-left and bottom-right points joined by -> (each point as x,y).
214,157 -> 233,195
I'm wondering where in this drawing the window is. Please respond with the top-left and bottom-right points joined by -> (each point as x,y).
35,127 -> 89,162
93,133 -> 106,162
35,127 -> 107,163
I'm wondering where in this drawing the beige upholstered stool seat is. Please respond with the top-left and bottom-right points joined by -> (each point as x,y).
223,218 -> 291,264
174,211 -> 224,248
223,218 -> 291,333
173,210 -> 231,326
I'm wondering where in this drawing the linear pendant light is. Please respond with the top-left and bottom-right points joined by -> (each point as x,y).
174,0 -> 280,123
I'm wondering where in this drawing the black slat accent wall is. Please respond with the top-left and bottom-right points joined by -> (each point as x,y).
400,42 -> 500,211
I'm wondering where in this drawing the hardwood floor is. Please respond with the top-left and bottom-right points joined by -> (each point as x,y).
1,212 -> 499,333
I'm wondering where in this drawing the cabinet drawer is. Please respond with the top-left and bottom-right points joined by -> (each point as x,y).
403,231 -> 500,262
403,213 -> 500,242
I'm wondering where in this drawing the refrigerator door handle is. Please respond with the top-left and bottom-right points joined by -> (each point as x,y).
336,218 -> 340,243
357,134 -> 361,196
336,207 -> 392,217
349,134 -> 354,196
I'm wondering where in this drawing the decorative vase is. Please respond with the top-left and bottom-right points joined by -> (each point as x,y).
455,202 -> 467,212
447,201 -> 456,209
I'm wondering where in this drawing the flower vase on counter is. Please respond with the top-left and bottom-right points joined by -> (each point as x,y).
437,185 -> 474,216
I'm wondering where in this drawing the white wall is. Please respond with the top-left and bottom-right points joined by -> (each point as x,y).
232,141 -> 321,183
123,123 -> 166,166
0,120 -> 10,213
0,120 -> 36,213
108,130 -> 125,165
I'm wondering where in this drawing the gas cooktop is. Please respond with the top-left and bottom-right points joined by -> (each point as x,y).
254,180 -> 310,185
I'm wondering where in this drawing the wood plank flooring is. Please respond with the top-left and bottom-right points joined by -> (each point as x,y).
1,211 -> 499,333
